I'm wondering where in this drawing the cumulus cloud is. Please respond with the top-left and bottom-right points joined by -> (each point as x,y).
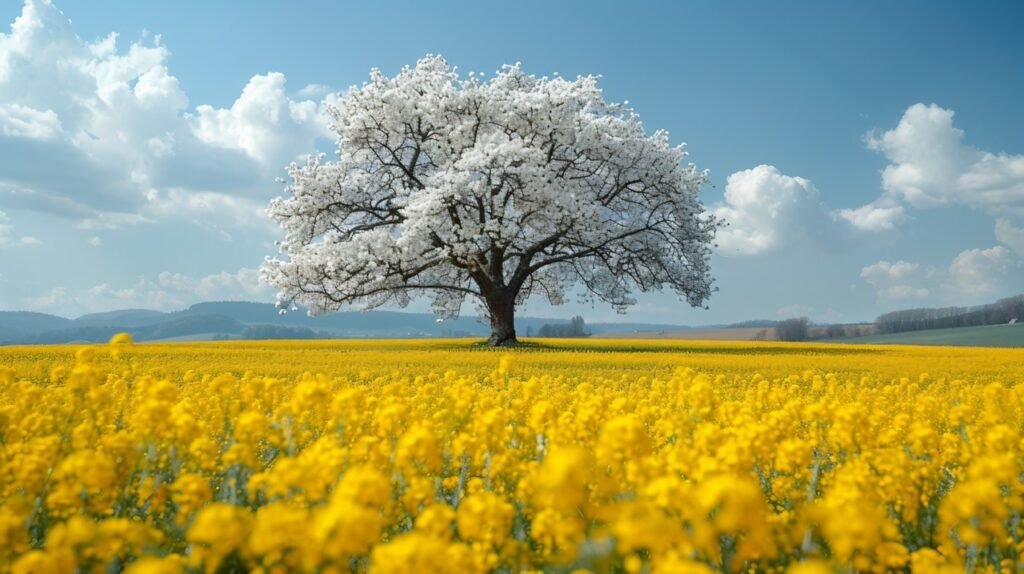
296,83 -> 333,99
835,202 -> 905,232
23,267 -> 274,316
860,260 -> 931,301
193,73 -> 329,167
0,103 -> 61,139
948,245 -> 1014,296
712,165 -> 826,256
995,218 -> 1024,256
0,209 -> 39,247
77,212 -> 152,231
734,104 -> 1021,242
0,0 -> 331,230
862,246 -> 1019,302
843,103 -> 1024,240
866,104 -> 1024,209
146,189 -> 272,232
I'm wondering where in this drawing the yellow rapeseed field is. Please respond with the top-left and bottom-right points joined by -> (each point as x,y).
1,336 -> 1023,573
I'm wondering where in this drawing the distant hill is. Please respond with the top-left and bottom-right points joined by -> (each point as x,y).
20,315 -> 247,345
174,301 -> 491,336
74,309 -> 168,327
21,325 -> 125,345
0,301 -> 694,345
0,311 -> 73,342
726,319 -> 780,329
176,302 -> 293,323
139,315 -> 246,341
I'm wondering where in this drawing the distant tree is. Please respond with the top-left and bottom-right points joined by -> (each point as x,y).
536,315 -> 590,338
569,315 -> 589,337
876,293 -> 1024,334
752,329 -> 768,341
825,324 -> 845,339
776,317 -> 810,342
241,325 -> 320,340
525,326 -> 534,337
261,56 -> 719,346
996,294 -> 1024,323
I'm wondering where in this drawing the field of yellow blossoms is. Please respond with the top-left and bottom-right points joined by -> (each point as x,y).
2,337 -> 1024,573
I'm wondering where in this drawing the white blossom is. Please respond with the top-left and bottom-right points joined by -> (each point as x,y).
261,56 -> 718,345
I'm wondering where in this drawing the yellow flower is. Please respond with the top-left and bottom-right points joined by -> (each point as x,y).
312,499 -> 385,561
249,503 -> 310,570
415,504 -> 456,540
124,556 -> 184,574
457,491 -> 515,546
597,414 -> 652,463
12,550 -> 69,574
610,501 -> 684,555
530,508 -> 585,561
395,424 -> 443,475
171,473 -> 212,524
2,337 -> 1024,571
233,410 -> 268,443
109,332 -> 134,359
333,465 -> 392,509
532,447 -> 591,515
785,560 -> 831,574
186,503 -> 253,573
497,354 -> 514,377
0,505 -> 31,560
370,531 -> 476,574
109,332 -> 134,346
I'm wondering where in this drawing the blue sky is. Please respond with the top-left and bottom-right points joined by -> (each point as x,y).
1,0 -> 1022,323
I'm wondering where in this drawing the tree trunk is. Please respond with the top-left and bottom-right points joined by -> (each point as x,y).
486,293 -> 517,347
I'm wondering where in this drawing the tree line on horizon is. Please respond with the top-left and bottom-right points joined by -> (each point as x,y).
530,315 -> 591,338
875,294 -> 1024,334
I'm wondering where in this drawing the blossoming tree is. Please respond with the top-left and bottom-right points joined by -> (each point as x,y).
262,56 -> 718,346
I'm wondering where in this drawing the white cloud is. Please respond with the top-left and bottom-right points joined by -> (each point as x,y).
948,245 -> 1014,296
835,202 -> 905,232
866,104 -> 970,208
0,103 -> 61,139
0,209 -> 39,248
860,260 -> 931,301
862,246 -> 1019,303
296,83 -> 333,99
193,73 -> 329,167
0,0 -> 330,230
87,235 -> 101,246
712,165 -> 825,256
24,286 -> 68,311
156,268 -> 271,300
862,260 -> 922,282
77,212 -> 153,231
995,218 -> 1024,256
146,189 -> 274,234
23,267 -> 274,316
843,103 -> 1024,232
878,284 -> 931,300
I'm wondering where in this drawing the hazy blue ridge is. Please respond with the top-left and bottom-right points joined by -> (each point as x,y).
0,302 -> 695,344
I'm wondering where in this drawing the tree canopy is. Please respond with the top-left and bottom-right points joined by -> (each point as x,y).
262,56 -> 718,345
